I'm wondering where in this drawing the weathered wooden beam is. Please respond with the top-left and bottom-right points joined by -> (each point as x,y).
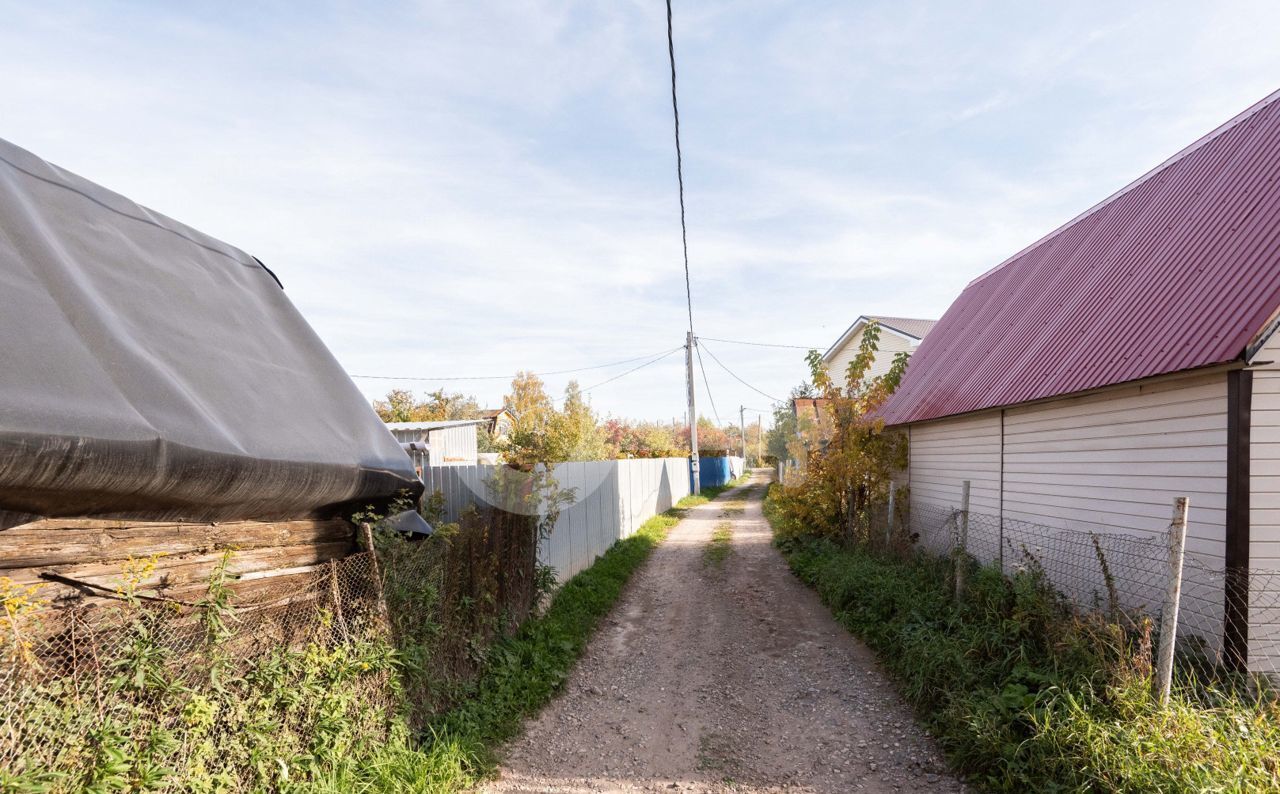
0,517 -> 352,570
7,541 -> 352,593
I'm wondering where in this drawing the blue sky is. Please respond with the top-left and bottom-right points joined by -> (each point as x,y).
4,1 -> 1280,424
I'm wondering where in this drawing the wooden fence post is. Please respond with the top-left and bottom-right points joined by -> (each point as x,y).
1155,496 -> 1190,707
361,521 -> 391,629
328,558 -> 350,644
955,480 -> 971,600
885,487 -> 896,549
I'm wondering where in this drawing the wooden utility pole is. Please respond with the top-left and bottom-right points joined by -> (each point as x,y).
687,331 -> 700,494
739,405 -> 747,463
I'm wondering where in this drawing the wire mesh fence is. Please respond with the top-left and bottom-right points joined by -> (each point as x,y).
856,494 -> 1280,689
0,505 -> 541,791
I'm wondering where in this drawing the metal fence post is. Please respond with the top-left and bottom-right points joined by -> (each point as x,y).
1155,496 -> 1190,707
955,480 -> 971,600
885,487 -> 896,549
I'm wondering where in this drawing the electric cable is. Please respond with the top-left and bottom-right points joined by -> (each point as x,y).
350,346 -> 683,383
666,0 -> 694,339
694,342 -> 722,426
581,346 -> 684,394
697,336 -> 819,350
698,339 -> 783,404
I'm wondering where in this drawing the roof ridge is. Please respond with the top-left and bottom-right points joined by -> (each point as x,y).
968,86 -> 1280,288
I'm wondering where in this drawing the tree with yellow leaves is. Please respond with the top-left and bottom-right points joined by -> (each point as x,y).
775,321 -> 909,540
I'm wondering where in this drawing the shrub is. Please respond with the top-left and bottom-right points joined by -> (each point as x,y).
768,486 -> 1280,792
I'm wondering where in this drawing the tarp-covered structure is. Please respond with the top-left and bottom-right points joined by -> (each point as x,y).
0,137 -> 420,529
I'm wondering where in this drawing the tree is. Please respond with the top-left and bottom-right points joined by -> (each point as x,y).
373,388 -> 483,423
766,402 -> 797,462
674,417 -> 734,456
419,389 -> 481,421
601,418 -> 683,458
503,375 -> 609,464
505,371 -> 554,436
543,381 -> 609,462
773,321 -> 908,541
373,388 -> 418,422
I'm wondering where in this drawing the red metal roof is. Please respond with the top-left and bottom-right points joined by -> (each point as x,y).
881,89 -> 1280,426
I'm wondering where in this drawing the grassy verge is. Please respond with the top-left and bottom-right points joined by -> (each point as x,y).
763,485 -> 1280,792
704,521 -> 733,566
307,486 -> 733,792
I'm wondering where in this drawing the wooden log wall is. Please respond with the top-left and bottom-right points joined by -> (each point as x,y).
0,517 -> 356,607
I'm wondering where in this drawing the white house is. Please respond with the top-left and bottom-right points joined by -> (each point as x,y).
821,315 -> 936,382
880,89 -> 1280,673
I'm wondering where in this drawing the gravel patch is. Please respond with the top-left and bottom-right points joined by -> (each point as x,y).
480,473 -> 967,793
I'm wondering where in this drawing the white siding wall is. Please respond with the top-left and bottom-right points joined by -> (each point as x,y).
907,413 -> 1001,557
1249,331 -> 1280,664
908,412 -> 1002,514
903,371 -> 1238,664
1002,373 -> 1228,561
826,326 -> 917,383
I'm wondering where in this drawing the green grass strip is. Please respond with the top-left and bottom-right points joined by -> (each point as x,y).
762,485 -> 1280,792
304,484 -> 739,793
704,521 -> 733,566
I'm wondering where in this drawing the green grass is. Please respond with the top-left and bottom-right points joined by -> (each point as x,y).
763,484 -> 1280,793
704,521 -> 734,566
303,486 -> 736,792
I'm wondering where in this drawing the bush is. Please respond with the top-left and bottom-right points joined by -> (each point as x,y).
767,485 -> 1280,792
304,487 -> 722,791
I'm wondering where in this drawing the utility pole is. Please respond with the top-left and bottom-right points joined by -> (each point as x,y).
739,405 -> 747,463
686,331 -> 700,494
757,414 -> 762,463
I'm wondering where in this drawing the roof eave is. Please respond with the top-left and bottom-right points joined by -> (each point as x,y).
885,360 -> 1246,428
821,316 -> 924,363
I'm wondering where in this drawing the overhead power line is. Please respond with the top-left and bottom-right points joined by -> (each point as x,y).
666,0 -> 694,338
350,346 -> 683,383
698,339 -> 783,404
667,0 -> 703,492
581,346 -> 684,394
697,336 -> 820,351
695,343 -> 722,426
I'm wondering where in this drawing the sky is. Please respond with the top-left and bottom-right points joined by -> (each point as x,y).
3,1 -> 1280,425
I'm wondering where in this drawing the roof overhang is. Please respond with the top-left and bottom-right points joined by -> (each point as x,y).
821,316 -> 924,363
885,360 -> 1246,429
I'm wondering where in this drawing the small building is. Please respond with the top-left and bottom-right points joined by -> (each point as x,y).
821,315 -> 936,381
0,136 -> 420,604
386,419 -> 483,468
879,90 -> 1280,672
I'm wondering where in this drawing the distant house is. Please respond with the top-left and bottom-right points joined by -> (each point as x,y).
787,315 -> 935,456
821,315 -> 936,382
386,419 -> 484,469
479,407 -> 517,441
879,90 -> 1280,673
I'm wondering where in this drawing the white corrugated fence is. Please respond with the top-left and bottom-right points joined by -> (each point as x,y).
421,457 -> 692,581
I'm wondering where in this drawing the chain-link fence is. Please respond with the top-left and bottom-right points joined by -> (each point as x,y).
857,494 -> 1280,688
0,504 -> 541,791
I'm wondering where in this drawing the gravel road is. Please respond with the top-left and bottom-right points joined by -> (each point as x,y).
481,472 -> 965,793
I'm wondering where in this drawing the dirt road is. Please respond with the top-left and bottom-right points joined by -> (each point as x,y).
482,473 -> 965,793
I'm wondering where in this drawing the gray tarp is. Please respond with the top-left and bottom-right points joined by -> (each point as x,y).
0,137 -> 420,529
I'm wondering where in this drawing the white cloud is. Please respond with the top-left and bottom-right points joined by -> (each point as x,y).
2,0 -> 1279,421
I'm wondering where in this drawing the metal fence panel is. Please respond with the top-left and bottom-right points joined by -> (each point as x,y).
416,458 -> 692,582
